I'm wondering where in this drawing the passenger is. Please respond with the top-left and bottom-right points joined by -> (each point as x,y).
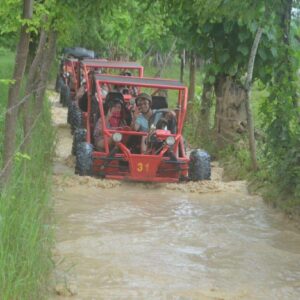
118,71 -> 138,96
75,79 -> 88,111
95,68 -> 109,98
76,70 -> 94,112
94,98 -> 126,151
76,71 -> 107,112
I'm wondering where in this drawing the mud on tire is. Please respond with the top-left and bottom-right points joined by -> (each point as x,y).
55,75 -> 64,93
75,142 -> 93,176
70,106 -> 83,134
60,83 -> 70,107
72,128 -> 87,156
67,100 -> 76,125
189,149 -> 211,181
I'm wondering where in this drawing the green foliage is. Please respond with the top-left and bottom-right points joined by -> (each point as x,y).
164,0 -> 300,211
257,3 -> 300,213
218,140 -> 252,180
261,83 -> 300,209
0,0 -> 22,34
0,48 -> 15,158
0,49 -> 55,299
55,0 -> 176,60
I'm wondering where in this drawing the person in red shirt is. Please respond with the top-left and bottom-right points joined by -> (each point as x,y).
94,98 -> 126,151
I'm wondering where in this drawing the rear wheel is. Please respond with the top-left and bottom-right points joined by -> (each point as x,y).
67,100 -> 76,125
71,106 -> 83,134
75,142 -> 93,176
189,149 -> 211,180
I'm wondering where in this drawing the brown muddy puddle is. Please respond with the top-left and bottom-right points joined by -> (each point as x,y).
49,92 -> 300,300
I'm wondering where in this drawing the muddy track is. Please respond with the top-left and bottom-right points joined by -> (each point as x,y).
49,91 -> 300,300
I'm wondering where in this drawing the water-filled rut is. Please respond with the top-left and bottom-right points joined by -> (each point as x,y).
50,92 -> 300,299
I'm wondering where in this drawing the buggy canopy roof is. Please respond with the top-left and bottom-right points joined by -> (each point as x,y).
63,47 -> 95,59
95,74 -> 186,89
82,60 -> 143,69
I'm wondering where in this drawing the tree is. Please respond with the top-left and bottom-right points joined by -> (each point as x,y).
1,0 -> 33,185
260,0 -> 300,202
244,27 -> 263,171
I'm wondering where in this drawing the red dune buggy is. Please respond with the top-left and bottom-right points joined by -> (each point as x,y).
55,47 -> 97,106
67,59 -> 144,134
73,74 -> 211,182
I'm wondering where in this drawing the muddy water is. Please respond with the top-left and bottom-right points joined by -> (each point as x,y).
50,92 -> 300,300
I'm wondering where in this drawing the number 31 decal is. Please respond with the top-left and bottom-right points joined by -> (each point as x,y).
137,162 -> 149,173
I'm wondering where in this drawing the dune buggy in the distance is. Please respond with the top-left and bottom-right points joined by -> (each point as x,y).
73,74 -> 211,183
68,60 -> 144,134
55,47 -> 98,106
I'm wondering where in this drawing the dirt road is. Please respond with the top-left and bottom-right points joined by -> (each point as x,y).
50,92 -> 300,300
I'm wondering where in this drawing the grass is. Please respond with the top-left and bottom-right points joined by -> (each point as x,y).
0,48 -> 56,299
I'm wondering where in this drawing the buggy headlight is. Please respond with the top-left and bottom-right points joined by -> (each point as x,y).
112,132 -> 122,143
166,136 -> 175,146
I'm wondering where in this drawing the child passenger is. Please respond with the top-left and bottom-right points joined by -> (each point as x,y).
93,98 -> 126,151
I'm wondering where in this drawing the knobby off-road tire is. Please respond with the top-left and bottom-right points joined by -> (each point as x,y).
67,100 -> 76,125
75,142 -> 93,176
70,106 -> 83,135
189,149 -> 211,181
72,128 -> 87,156
55,75 -> 64,93
60,83 -> 70,107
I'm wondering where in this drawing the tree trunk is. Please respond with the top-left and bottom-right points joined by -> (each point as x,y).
244,27 -> 263,171
0,0 -> 33,186
198,78 -> 213,141
277,0 -> 297,107
280,0 -> 292,46
214,74 -> 247,148
35,30 -> 57,115
142,45 -> 154,65
188,51 -> 196,102
187,51 -> 196,122
22,29 -> 48,150
180,49 -> 185,82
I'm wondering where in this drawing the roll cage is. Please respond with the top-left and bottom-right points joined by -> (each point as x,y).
79,74 -> 189,182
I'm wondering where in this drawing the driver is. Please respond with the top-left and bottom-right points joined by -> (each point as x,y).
132,93 -> 176,153
132,93 -> 176,132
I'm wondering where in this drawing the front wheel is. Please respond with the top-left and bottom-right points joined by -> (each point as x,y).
72,128 -> 87,156
189,149 -> 211,181
60,83 -> 70,107
75,142 -> 93,176
55,75 -> 64,93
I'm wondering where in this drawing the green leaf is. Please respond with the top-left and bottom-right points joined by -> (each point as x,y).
228,64 -> 238,76
237,45 -> 249,56
208,75 -> 215,84
270,47 -> 278,57
14,152 -> 31,162
258,47 -> 267,60
0,79 -> 15,85
219,52 -> 230,63
238,31 -> 249,42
